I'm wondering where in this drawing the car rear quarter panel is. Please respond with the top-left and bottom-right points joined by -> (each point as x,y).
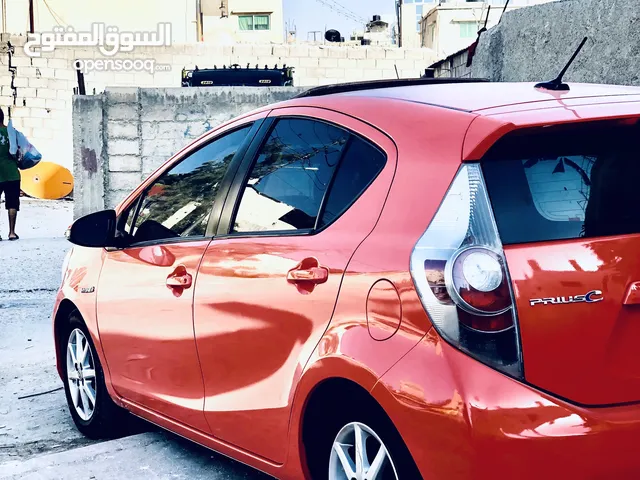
284,101 -> 477,477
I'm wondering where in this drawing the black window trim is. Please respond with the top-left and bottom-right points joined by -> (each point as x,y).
215,114 -> 388,239
112,119 -> 265,250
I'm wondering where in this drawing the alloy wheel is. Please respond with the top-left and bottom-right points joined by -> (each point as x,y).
66,328 -> 97,421
329,421 -> 399,480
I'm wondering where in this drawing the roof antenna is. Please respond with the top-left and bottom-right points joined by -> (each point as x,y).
394,64 -> 400,79
535,37 -> 588,92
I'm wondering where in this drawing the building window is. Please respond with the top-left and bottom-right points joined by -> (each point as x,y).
238,14 -> 271,31
459,22 -> 477,38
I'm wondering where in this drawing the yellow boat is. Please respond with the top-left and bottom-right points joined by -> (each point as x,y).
20,161 -> 74,200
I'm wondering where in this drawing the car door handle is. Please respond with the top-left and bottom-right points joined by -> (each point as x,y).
624,282 -> 640,305
287,266 -> 329,284
166,266 -> 193,289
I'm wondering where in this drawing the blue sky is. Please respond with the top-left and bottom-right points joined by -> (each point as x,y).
283,0 -> 396,40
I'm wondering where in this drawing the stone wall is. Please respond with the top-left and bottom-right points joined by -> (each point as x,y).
0,34 -> 435,172
471,0 -> 640,84
72,86 -> 305,218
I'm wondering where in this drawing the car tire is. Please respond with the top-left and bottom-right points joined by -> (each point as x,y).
61,311 -> 127,439
307,400 -> 422,480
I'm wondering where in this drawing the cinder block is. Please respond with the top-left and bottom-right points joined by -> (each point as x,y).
0,95 -> 14,107
272,45 -> 289,57
108,138 -> 140,156
36,88 -> 57,99
305,67 -> 326,79
54,68 -> 75,80
404,49 -> 425,59
10,107 -> 31,118
107,121 -> 138,139
385,48 -> 405,59
21,117 -> 43,128
19,66 -> 37,77
45,98 -> 66,110
35,66 -> 55,78
141,138 -> 179,157
30,57 -> 48,67
394,59 -> 417,70
48,58 -> 69,69
308,46 -> 324,58
327,47 -> 348,59
289,45 -> 310,57
18,87 -> 36,97
325,68 -> 345,78
363,69 -> 384,80
48,79 -> 69,90
296,77 -> 320,87
319,57 -> 338,68
30,107 -> 50,118
107,104 -> 137,121
108,155 -> 142,172
252,45 -> 273,57
299,57 -> 319,68
27,97 -> 46,108
108,172 -> 142,192
337,58 -> 352,68
347,49 -> 367,59
366,48 -> 386,59
344,68 -> 364,80
232,44 -> 253,57
11,56 -> 32,67
357,59 -> 376,69
375,59 -> 397,70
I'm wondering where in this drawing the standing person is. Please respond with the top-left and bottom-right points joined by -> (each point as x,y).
0,107 -> 20,241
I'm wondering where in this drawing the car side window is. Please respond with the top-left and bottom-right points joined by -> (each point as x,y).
317,136 -> 386,228
232,118 -> 350,233
129,125 -> 252,243
231,117 -> 387,234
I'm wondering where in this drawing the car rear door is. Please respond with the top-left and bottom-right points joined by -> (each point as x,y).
481,118 -> 640,406
96,119 -> 262,431
192,107 -> 397,463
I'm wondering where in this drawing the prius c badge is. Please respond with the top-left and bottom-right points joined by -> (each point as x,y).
529,290 -> 603,307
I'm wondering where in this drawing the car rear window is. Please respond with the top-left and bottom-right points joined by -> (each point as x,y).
481,120 -> 640,245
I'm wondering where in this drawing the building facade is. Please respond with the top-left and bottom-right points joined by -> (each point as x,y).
419,0 -> 555,59
202,0 -> 284,44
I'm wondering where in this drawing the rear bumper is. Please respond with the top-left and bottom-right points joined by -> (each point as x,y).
373,329 -> 640,479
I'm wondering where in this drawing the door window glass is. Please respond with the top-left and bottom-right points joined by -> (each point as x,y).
233,118 -> 350,233
131,125 -> 252,243
318,137 -> 386,228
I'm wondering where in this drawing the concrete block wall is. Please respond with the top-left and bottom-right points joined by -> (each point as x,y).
73,86 -> 306,218
470,0 -> 640,84
0,34 -> 436,173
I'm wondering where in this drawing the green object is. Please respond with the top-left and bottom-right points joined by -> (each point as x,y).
0,126 -> 19,183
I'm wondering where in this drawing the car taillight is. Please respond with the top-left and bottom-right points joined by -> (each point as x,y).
410,163 -> 522,378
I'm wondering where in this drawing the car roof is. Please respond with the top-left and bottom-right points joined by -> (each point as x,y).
314,82 -> 640,114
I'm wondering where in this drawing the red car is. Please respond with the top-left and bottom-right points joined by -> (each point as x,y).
55,79 -> 640,479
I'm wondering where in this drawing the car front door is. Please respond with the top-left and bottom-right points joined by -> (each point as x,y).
193,108 -> 397,462
96,119 -> 261,431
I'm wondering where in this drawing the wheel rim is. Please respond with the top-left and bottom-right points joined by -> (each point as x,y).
329,421 -> 399,480
66,328 -> 97,421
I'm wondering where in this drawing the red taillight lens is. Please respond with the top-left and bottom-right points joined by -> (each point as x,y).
448,247 -> 512,318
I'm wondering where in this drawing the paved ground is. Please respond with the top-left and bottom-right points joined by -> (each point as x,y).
0,199 -> 269,479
